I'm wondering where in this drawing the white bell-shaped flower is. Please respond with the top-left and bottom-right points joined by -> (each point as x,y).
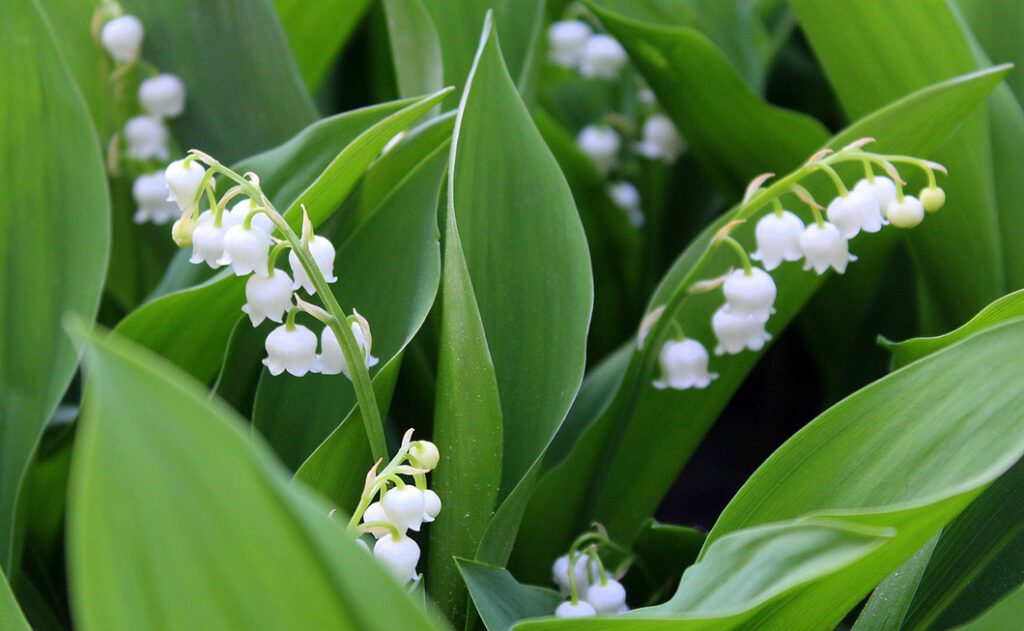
722,268 -> 776,322
138,73 -> 187,118
712,306 -> 771,355
219,224 -> 271,276
188,211 -> 226,268
653,339 -> 717,390
886,195 -> 925,228
373,535 -> 420,583
422,489 -> 442,523
826,189 -> 884,238
552,554 -> 598,596
165,159 -> 206,212
381,485 -> 425,533
920,186 -> 945,213
123,115 -> 169,161
547,20 -> 592,68
579,34 -> 627,79
226,198 -> 275,235
131,172 -> 178,224
800,221 -> 856,274
751,210 -> 804,271
853,176 -> 898,212
410,441 -> 440,470
241,270 -> 293,326
555,601 -> 597,618
362,501 -> 391,539
586,579 -> 627,615
319,319 -> 379,379
607,181 -> 644,227
635,114 -> 684,162
289,235 -> 338,294
577,125 -> 620,176
262,323 -> 319,376
100,15 -> 144,63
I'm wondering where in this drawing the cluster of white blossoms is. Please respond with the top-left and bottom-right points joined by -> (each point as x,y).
339,431 -> 441,584
165,152 -> 378,381
640,141 -> 948,391
98,5 -> 189,225
551,18 -> 684,229
551,531 -> 629,618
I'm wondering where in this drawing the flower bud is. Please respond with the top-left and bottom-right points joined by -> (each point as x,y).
712,306 -> 771,355
262,323 -> 319,376
653,339 -> 717,390
219,224 -> 271,276
289,235 -> 338,294
188,212 -> 226,268
101,14 -> 144,63
920,186 -> 945,213
165,159 -> 206,212
579,34 -> 627,79
123,115 -> 169,161
722,267 -> 776,322
634,114 -> 683,162
577,125 -> 620,176
242,270 -> 294,326
422,489 -> 442,523
381,486 -> 425,533
886,195 -> 925,228
826,189 -> 884,238
410,441 -> 440,470
751,210 -> 804,271
319,320 -> 379,379
132,172 -> 178,224
799,222 -> 856,274
362,501 -> 391,539
138,73 -> 187,118
373,535 -> 420,583
171,212 -> 198,247
548,20 -> 592,68
555,600 -> 597,618
585,579 -> 627,615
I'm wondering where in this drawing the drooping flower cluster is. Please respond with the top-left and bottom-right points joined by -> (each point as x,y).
97,3 -> 189,225
166,152 -> 378,381
339,431 -> 442,584
551,529 -> 629,618
640,140 -> 947,390
549,14 -> 685,229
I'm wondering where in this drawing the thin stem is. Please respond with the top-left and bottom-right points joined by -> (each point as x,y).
772,198 -> 784,217
285,306 -> 299,331
721,236 -> 753,274
862,160 -> 875,183
587,547 -> 609,585
267,241 -> 289,276
817,163 -> 849,196
567,550 -> 581,605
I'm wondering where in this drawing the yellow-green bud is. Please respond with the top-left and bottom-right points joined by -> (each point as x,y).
409,440 -> 440,470
171,212 -> 198,247
920,186 -> 945,213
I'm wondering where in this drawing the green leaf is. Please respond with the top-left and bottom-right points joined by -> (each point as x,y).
958,0 -> 1024,106
587,1 -> 830,193
384,0 -> 444,101
0,570 -> 29,631
627,520 -> 706,604
851,535 -> 939,631
951,582 -> 1024,631
274,0 -> 375,90
122,0 -> 317,163
898,457 -> 1024,630
0,0 -> 111,573
253,140 -> 448,468
701,318 -> 1024,628
511,66 -> 1009,583
882,288 -> 1024,369
457,559 -> 563,631
67,322 -> 445,630
117,92 -> 450,383
789,0 -> 1004,329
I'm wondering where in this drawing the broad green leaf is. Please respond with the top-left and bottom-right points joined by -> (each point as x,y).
588,2 -> 829,193
701,318 -> 1024,628
789,0 -> 1004,329
122,0 -> 316,162
67,322 -> 445,630
956,0 -> 1024,106
274,0 -> 375,90
0,0 -> 111,573
851,535 -> 939,631
117,91 -> 450,383
882,288 -> 1024,369
627,520 -> 706,605
253,141 -> 448,468
513,520 -> 890,630
951,582 -> 1024,631
0,570 -> 29,631
511,66 -> 1009,584
457,559 -> 563,631
384,0 -> 444,101
898,457 -> 1024,630
428,193 -> 503,622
